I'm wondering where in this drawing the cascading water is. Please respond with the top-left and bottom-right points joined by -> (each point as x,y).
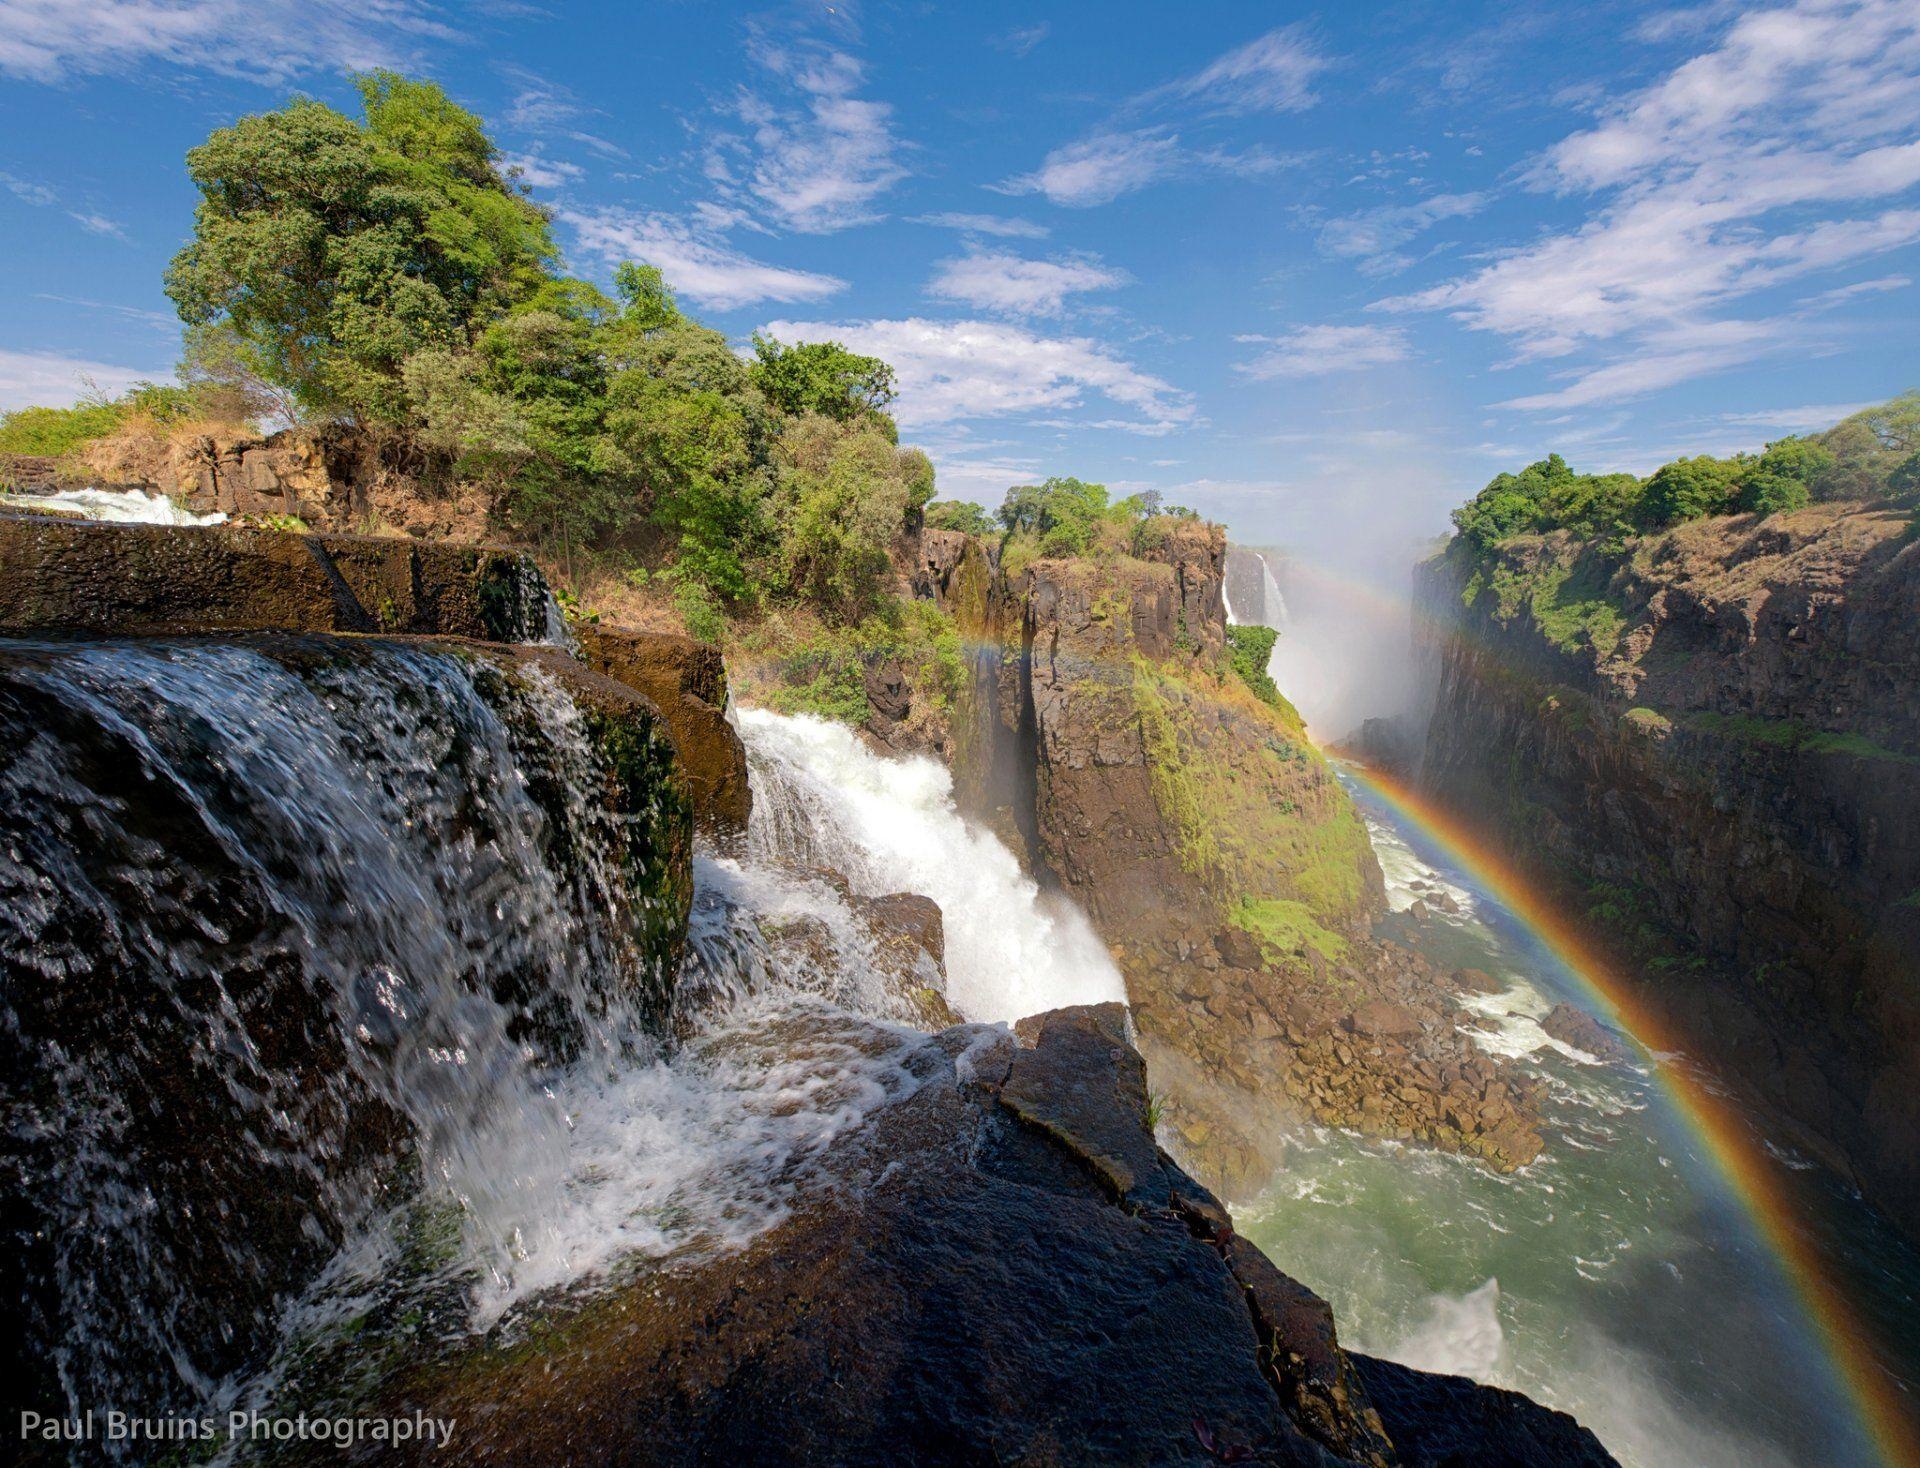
0,634 -> 1128,1455
0,640 -> 944,1446
0,487 -> 227,526
735,707 -> 1126,1024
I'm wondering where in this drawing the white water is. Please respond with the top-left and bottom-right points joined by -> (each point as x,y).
1,486 -> 227,525
736,708 -> 1126,1023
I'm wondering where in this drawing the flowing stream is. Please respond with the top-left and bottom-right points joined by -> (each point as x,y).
1241,775 -> 1920,1468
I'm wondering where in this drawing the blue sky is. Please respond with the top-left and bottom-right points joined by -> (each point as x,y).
2,0 -> 1917,562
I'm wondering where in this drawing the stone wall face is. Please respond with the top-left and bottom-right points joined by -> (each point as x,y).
1418,503 -> 1920,1234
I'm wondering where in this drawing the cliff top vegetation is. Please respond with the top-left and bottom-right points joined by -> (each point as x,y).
1448,392 -> 1920,556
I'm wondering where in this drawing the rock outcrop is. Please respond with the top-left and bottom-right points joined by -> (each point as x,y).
0,511 -> 751,840
576,623 -> 751,839
1418,502 -> 1920,1234
0,631 -> 691,1437
281,1006 -> 1613,1467
916,523 -> 1542,1194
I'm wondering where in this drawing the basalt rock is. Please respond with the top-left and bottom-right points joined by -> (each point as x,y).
912,520 -> 1541,1195
308,1005 -> 1613,1467
0,514 -> 554,643
1540,1003 -> 1630,1063
0,632 -> 691,1445
1418,502 -> 1920,1235
575,623 -> 751,840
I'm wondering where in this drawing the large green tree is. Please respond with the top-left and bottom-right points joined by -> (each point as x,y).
166,72 -> 555,422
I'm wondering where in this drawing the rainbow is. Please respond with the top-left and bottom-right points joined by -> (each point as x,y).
1346,763 -> 1920,1468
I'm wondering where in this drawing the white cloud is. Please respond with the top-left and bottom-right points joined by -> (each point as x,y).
563,208 -> 845,311
1714,400 -> 1877,430
0,348 -> 160,411
927,249 -> 1129,316
912,211 -> 1050,239
989,24 -> 1050,59
1165,23 -> 1328,114
1316,192 -> 1486,273
1496,319 -> 1788,410
0,170 -> 56,207
0,0 -> 454,84
1237,324 -> 1411,380
68,211 -> 126,237
1794,273 -> 1910,308
715,39 -> 907,233
503,152 -> 583,191
755,316 -> 1194,433
1384,0 -> 1920,385
2,169 -> 126,238
999,128 -> 1283,207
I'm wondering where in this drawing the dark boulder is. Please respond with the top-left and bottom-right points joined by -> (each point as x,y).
309,1005 -> 1614,1467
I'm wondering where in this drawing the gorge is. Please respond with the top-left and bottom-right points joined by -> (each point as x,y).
3,56 -> 1918,1468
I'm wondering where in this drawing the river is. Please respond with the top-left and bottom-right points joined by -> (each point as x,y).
1240,772 -> 1920,1468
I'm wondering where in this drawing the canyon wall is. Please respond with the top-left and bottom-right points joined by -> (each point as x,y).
914,525 -> 1544,1196
1417,502 -> 1920,1234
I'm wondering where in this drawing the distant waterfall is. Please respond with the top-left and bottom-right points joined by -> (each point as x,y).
737,708 -> 1126,1023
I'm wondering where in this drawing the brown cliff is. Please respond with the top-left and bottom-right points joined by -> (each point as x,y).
1418,501 -> 1920,1234
918,522 -> 1543,1195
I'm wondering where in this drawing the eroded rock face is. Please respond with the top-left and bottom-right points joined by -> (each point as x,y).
0,515 -> 553,643
304,1006 -> 1612,1467
575,623 -> 751,840
1418,503 -> 1920,1234
914,523 -> 1542,1195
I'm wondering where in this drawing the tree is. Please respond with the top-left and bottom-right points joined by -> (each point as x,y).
1814,391 -> 1920,500
1738,436 -> 1831,517
774,415 -> 930,620
165,74 -> 555,422
749,336 -> 896,426
997,476 -> 1109,555
1451,455 -> 1575,550
924,500 -> 996,535
1640,454 -> 1744,527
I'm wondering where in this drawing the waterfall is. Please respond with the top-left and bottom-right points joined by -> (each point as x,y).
1,486 -> 227,526
0,638 -> 942,1437
1259,557 -> 1292,632
736,708 -> 1126,1024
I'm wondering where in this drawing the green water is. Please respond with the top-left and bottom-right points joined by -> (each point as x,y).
1240,778 -> 1920,1468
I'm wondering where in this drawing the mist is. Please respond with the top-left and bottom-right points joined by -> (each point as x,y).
1201,437 -> 1459,745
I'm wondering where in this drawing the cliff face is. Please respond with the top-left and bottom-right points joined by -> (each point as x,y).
1418,502 -> 1920,1233
917,525 -> 1544,1195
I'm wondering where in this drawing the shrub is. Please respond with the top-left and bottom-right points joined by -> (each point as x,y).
1226,624 -> 1281,706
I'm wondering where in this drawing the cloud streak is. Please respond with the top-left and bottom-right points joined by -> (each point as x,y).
564,207 -> 845,311
755,316 -> 1194,433
0,0 -> 456,84
926,249 -> 1129,316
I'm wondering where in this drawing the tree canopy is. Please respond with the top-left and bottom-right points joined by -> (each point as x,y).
1448,391 -> 1917,556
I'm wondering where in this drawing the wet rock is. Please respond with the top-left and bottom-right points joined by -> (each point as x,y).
332,1007 -> 1613,1467
0,515 -> 552,643
1451,967 -> 1504,994
1350,1003 -> 1422,1040
1540,1003 -> 1630,1063
1351,1355 -> 1615,1468
575,623 -> 750,840
850,891 -> 959,1029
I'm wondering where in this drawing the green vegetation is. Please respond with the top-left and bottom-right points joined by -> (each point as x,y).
746,600 -> 966,726
7,72 -> 945,645
1132,660 -> 1372,975
1449,391 -> 1919,557
1225,623 -> 1281,706
1685,711 -> 1918,764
